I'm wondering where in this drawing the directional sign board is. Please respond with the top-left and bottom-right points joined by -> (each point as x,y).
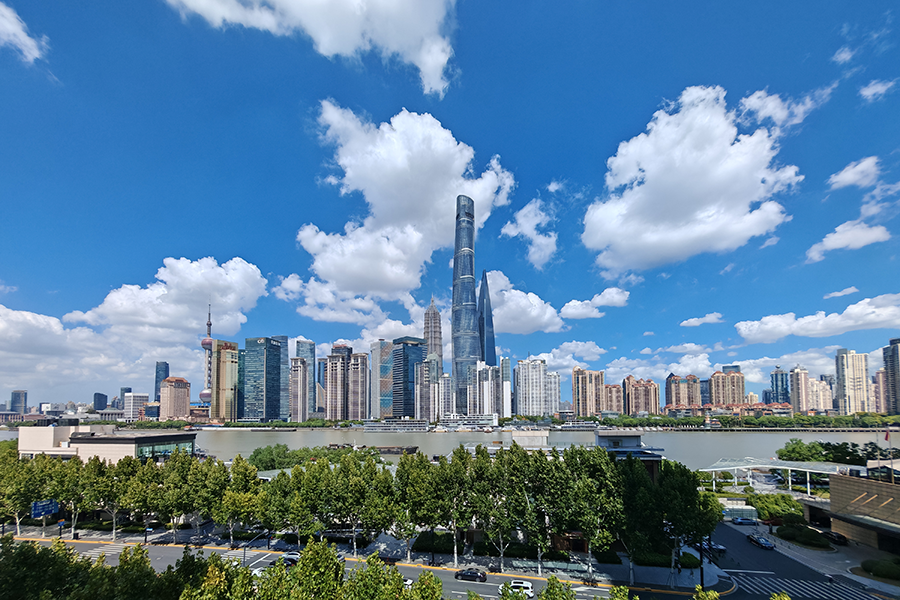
30,499 -> 59,519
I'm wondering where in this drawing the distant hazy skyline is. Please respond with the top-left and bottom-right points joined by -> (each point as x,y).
1,2 -> 898,406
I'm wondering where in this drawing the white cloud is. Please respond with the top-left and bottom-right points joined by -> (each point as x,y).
735,293 -> 900,344
805,220 -> 890,263
0,280 -> 16,294
832,46 -> 856,64
860,79 -> 897,103
720,263 -> 735,275
165,0 -> 455,96
582,85 -> 802,278
640,347 -> 653,355
532,340 -> 606,373
680,312 -> 724,327
660,343 -> 710,354
740,84 -> 836,127
828,156 -> 880,189
0,257 -> 268,401
733,346 -> 843,384
0,2 -> 48,64
485,270 -> 564,334
643,331 -> 654,336
604,353 -> 714,384
560,287 -> 629,320
500,199 -> 557,270
824,286 -> 859,299
760,236 -> 779,249
547,180 -> 564,193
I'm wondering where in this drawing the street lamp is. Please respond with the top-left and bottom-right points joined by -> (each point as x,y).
243,530 -> 270,567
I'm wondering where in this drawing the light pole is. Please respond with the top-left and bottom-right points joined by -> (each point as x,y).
243,530 -> 270,567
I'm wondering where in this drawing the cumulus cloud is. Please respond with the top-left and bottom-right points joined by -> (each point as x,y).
680,312 -> 724,327
582,85 -> 802,278
740,84 -> 836,127
828,156 -> 880,189
547,180 -> 564,193
660,343 -> 711,354
500,199 -> 557,270
485,270 -> 564,334
805,220 -> 890,263
0,2 -> 48,64
532,340 -> 606,373
295,100 -> 513,304
860,79 -> 897,103
640,347 -> 653,355
832,46 -> 856,64
824,286 -> 859,299
1,257 -> 268,400
733,346 -> 844,384
165,0 -> 455,95
604,353 -> 714,384
0,280 -> 16,294
735,293 -> 900,344
560,287 -> 629,319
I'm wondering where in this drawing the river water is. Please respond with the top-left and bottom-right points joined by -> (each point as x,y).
1,428 -> 889,470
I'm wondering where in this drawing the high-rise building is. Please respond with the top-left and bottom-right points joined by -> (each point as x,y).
623,376 -> 660,415
124,392 -> 149,422
477,271 -> 496,367
243,337 -> 284,422
883,339 -> 900,415
92,393 -> 108,411
10,390 -> 27,415
119,387 -> 132,412
154,362 -> 170,403
324,345 -> 352,421
573,367 -> 605,417
789,365 -> 809,413
416,354 -> 442,422
452,195 -> 479,414
423,298 -> 443,369
808,378 -> 832,411
370,340 -> 393,419
295,340 -> 316,420
348,353 -> 369,421
290,357 -> 309,423
835,348 -> 870,415
272,335 -> 290,420
437,373 -> 454,418
762,389 -> 774,404
467,360 -> 504,415
499,357 -> 512,418
514,358 -> 558,416
392,337 -> 426,418
209,340 -> 240,422
746,392 -> 759,404
874,369 -> 887,415
602,384 -> 624,413
159,377 -> 191,420
665,373 -> 701,406
709,370 -> 745,405
770,366 -> 790,405
699,380 -> 710,405
722,365 -> 742,373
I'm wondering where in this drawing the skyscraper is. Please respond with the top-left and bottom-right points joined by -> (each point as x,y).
154,362 -> 170,403
770,366 -> 790,405
477,271 -> 496,366
883,338 -> 900,415
119,387 -> 131,411
159,377 -> 191,420
324,345 -> 352,421
836,348 -> 870,415
124,392 -> 148,422
295,340 -> 316,419
370,339 -> 393,419
708,370 -> 745,405
348,353 -> 369,420
290,357 -> 309,423
242,337 -> 283,422
873,369 -> 887,414
273,335 -> 290,420
392,336 -> 426,418
209,340 -> 240,422
93,393 -> 108,411
514,358 -> 559,416
623,376 -> 660,415
789,365 -> 809,413
665,373 -> 701,406
452,195 -> 479,413
573,367 -> 605,417
423,298 -> 443,369
10,390 -> 27,415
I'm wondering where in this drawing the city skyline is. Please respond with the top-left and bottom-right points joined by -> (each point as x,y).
1,3 -> 899,407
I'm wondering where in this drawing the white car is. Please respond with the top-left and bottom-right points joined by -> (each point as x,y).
501,580 -> 534,598
403,578 -> 414,589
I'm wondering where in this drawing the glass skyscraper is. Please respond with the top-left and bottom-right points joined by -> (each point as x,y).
452,195 -> 480,413
93,392 -> 108,411
392,337 -> 426,418
295,339 -> 317,419
154,361 -> 170,403
273,335 -> 289,420
477,270 -> 496,367
370,339 -> 393,419
770,366 -> 789,405
242,337 -> 283,422
10,390 -> 27,415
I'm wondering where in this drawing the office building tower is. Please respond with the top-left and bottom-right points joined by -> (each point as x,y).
623,376 -> 660,415
452,195 -> 479,413
665,373 -> 701,406
603,385 -> 624,413
159,377 -> 191,420
437,373 -> 454,418
722,365 -> 741,373
874,369 -> 887,414
699,380 -> 710,405
789,365 -> 809,413
290,357 -> 309,423
124,392 -> 149,422
547,371 -> 561,414
467,360 -> 504,416
93,393 -> 108,411
154,362 -> 170,403
316,358 -> 327,408
348,353 -> 369,421
820,374 -> 837,411
370,340 -> 393,419
770,366 -> 790,405
208,340 -> 240,422
514,358 -> 558,416
243,337 -> 284,422
573,367 -> 605,417
237,349 -> 245,418
324,345 -> 352,421
746,392 -> 759,404
808,378 -> 832,411
119,387 -> 132,411
417,353 -> 442,422
423,298 -> 443,369
392,337 -> 426,418
884,339 -> 900,415
10,390 -> 27,415
272,335 -> 290,420
477,270 -> 496,367
708,370 -> 745,405
499,357 -> 512,418
295,340 -> 316,420
762,389 -> 774,404
835,348 -> 870,415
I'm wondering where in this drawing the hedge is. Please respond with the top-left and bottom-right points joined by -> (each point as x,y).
862,558 -> 900,581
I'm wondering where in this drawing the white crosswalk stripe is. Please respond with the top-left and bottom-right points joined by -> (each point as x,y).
732,574 -> 880,600
82,543 -> 130,560
221,549 -> 263,565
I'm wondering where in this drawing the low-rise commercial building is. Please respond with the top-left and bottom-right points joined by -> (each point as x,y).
18,425 -> 197,464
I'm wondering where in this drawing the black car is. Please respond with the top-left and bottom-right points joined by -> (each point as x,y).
747,534 -> 775,550
822,531 -> 848,545
455,569 -> 487,582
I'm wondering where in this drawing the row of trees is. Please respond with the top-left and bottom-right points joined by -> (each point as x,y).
0,443 -> 720,581
588,413 -> 900,429
776,438 -> 898,466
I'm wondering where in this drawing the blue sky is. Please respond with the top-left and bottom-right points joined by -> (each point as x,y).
1,1 -> 899,408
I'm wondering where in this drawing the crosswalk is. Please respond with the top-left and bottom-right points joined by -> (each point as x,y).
732,574 -> 880,600
82,543 -> 130,560
221,549 -> 264,566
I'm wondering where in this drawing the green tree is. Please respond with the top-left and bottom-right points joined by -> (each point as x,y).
523,449 -> 571,576
122,459 -> 163,535
286,465 -> 324,543
50,456 -> 93,538
409,570 -> 443,600
303,457 -> 336,539
471,445 -> 524,573
389,452 -> 428,562
212,455 -> 260,546
288,538 -> 344,599
339,553 -> 406,600
436,447 -> 474,567
332,454 -> 369,557
618,456 -> 659,585
609,586 -> 635,600
161,450 -> 195,544
537,576 -> 576,600
691,585 -> 720,600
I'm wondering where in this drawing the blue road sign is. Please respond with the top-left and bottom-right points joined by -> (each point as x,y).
30,499 -> 59,519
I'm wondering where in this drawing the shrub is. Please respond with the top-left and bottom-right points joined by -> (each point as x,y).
872,561 -> 900,581
278,533 -> 299,545
633,551 -> 672,567
862,559 -> 879,573
593,547 -> 622,564
776,526 -> 798,541
680,553 -> 701,569
412,531 -> 456,554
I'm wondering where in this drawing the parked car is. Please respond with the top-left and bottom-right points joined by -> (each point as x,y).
822,531 -> 848,545
280,551 -> 301,561
747,534 -> 775,550
502,581 -> 534,598
455,569 -> 487,582
733,517 -> 756,525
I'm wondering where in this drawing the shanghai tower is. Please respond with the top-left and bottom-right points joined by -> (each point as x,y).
452,195 -> 479,413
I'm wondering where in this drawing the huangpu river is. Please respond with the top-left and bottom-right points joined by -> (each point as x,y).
0,427 -> 890,470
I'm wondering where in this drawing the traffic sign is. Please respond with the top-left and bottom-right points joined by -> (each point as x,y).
30,499 -> 59,519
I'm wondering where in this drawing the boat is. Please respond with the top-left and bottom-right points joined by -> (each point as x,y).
375,446 -> 419,455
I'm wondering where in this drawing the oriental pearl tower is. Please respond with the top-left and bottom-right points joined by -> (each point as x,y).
199,305 -> 213,403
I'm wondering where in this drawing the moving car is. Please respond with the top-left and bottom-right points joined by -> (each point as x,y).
747,534 -> 775,550
455,569 -> 487,582
501,581 -> 534,598
403,578 -> 414,589
822,531 -> 848,545
733,517 -> 756,525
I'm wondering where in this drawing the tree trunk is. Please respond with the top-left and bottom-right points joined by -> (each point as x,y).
587,541 -> 593,581
669,546 -> 677,589
14,513 -> 22,536
110,508 -> 118,542
452,519 -> 458,567
405,538 -> 411,563
629,554 -> 635,586
498,532 -> 505,574
536,546 -> 543,577
229,520 -> 235,547
352,518 -> 358,557
70,509 -> 79,540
